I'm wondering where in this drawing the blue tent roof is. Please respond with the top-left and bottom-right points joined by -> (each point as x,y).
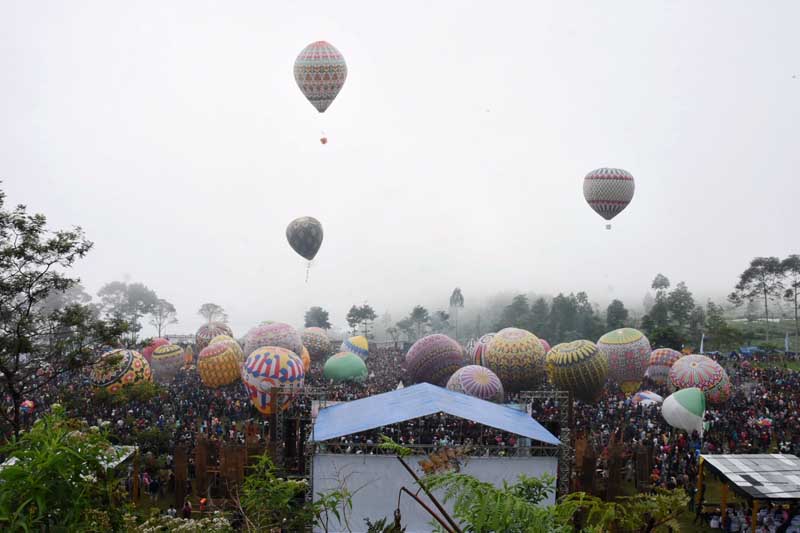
312,383 -> 561,446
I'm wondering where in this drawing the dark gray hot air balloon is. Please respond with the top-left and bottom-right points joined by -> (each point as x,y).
287,217 -> 323,281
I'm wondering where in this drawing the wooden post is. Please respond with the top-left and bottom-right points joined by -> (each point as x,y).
174,445 -> 187,509
132,449 -> 139,504
720,482 -> 728,528
752,500 -> 760,532
696,457 -> 705,506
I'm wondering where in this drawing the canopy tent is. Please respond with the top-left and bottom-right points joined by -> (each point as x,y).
312,383 -> 560,446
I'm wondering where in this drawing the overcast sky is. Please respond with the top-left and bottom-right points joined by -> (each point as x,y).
2,1 -> 798,337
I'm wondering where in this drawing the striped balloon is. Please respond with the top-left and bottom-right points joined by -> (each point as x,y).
646,348 -> 683,384
583,167 -> 635,224
196,322 -> 233,351
242,347 -> 305,415
472,333 -> 495,366
546,340 -> 608,402
446,365 -> 504,403
294,41 -> 347,113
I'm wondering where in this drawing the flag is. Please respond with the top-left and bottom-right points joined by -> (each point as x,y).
699,333 -> 705,355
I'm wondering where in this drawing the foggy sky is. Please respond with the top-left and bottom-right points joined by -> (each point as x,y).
2,1 -> 798,338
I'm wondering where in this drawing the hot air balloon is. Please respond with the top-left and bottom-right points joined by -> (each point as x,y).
244,322 -> 303,358
661,388 -> 705,436
302,327 -> 331,360
142,337 -> 170,363
341,335 -> 369,360
323,352 -> 368,383
197,342 -> 242,388
546,340 -> 608,402
210,334 -> 235,346
405,334 -> 465,386
91,349 -> 152,395
631,390 -> 663,406
597,328 -> 651,394
483,328 -> 547,393
446,365 -> 504,403
151,344 -> 184,383
583,167 -> 635,229
669,354 -> 731,404
300,346 -> 311,371
196,323 -> 233,351
242,347 -> 305,415
286,217 -> 323,261
294,41 -> 347,113
646,348 -> 683,384
539,338 -> 551,354
472,333 -> 495,366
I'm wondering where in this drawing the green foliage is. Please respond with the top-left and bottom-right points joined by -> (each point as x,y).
0,408 -> 129,532
122,509 -> 233,532
197,302 -> 227,324
148,298 -> 178,337
408,305 -> 431,338
449,288 -> 464,309
239,454 -> 311,531
347,304 -> 378,337
667,281 -> 695,332
377,434 -> 413,457
606,299 -> 629,330
305,305 -> 332,329
729,256 -> 785,343
98,281 -> 159,344
366,516 -> 406,532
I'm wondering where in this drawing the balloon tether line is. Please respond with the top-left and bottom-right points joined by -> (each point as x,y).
305,261 -> 311,283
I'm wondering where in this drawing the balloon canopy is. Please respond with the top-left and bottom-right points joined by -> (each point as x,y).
323,352 -> 368,383
646,348 -> 683,384
483,328 -> 546,393
546,340 -> 608,402
242,346 -> 305,415
631,390 -> 664,406
196,322 -> 233,351
539,339 -> 551,354
661,387 -> 706,436
286,217 -> 324,261
198,342 -> 242,388
597,328 -> 651,394
472,333 -> 495,366
210,334 -> 235,346
302,327 -> 331,360
151,344 -> 184,383
405,334 -> 465,386
301,346 -> 311,372
142,337 -> 170,363
669,354 -> 731,404
294,41 -> 347,113
244,322 -> 303,358
91,349 -> 152,395
583,167 -> 635,224
341,336 -> 369,360
446,365 -> 504,403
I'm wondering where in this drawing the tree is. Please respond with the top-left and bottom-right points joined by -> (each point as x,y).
148,298 -> 178,337
706,301 -> 741,351
431,310 -> 451,333
547,293 -> 579,343
529,298 -> 550,338
37,282 -> 92,315
386,326 -> 400,343
606,300 -> 629,330
575,291 -> 602,340
98,281 -> 158,344
729,257 -> 784,343
687,306 -> 706,347
197,302 -> 227,324
396,318 -> 415,341
305,306 -> 332,329
642,292 -> 655,314
409,306 -> 430,338
0,189 -> 125,436
449,287 -> 464,339
346,304 -> 377,337
496,295 -> 530,330
652,273 -> 671,295
783,255 -> 800,353
667,281 -> 695,333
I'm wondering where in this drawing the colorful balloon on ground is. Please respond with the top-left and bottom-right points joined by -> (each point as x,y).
142,338 -> 170,363
546,340 -> 608,402
294,41 -> 347,113
583,167 -> 635,227
446,365 -> 504,403
539,339 -> 551,354
646,348 -> 683,384
91,349 -> 152,395
406,334 -> 465,386
210,334 -> 235,345
661,388 -> 706,436
301,346 -> 311,371
597,328 -> 651,394
198,342 -> 242,388
20,400 -> 35,414
151,344 -> 184,383
242,347 -> 305,415
484,328 -> 546,393
341,335 -> 369,360
183,345 -> 194,366
472,333 -> 495,366
631,390 -> 663,406
244,322 -> 303,358
286,217 -> 323,261
302,327 -> 331,359
669,354 -> 731,404
196,322 -> 233,351
323,352 -> 368,383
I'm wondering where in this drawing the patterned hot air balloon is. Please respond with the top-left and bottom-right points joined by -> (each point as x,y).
294,41 -> 347,113
196,323 -> 233,351
91,349 -> 152,395
484,328 -> 546,393
142,338 -> 170,363
323,352 -> 368,383
539,338 -> 551,354
669,354 -> 731,404
546,340 -> 608,402
631,390 -> 663,406
341,335 -> 369,360
597,328 -> 651,394
300,346 -> 311,371
583,167 -> 635,229
472,333 -> 495,366
210,334 -> 235,345
151,344 -> 184,383
661,388 -> 706,436
646,348 -> 683,384
198,342 -> 242,388
286,217 -> 323,262
302,327 -> 331,360
446,365 -> 504,403
406,334 -> 465,386
242,347 -> 305,415
244,322 -> 303,358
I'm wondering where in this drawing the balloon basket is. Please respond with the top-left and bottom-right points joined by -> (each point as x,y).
605,224 -> 611,230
